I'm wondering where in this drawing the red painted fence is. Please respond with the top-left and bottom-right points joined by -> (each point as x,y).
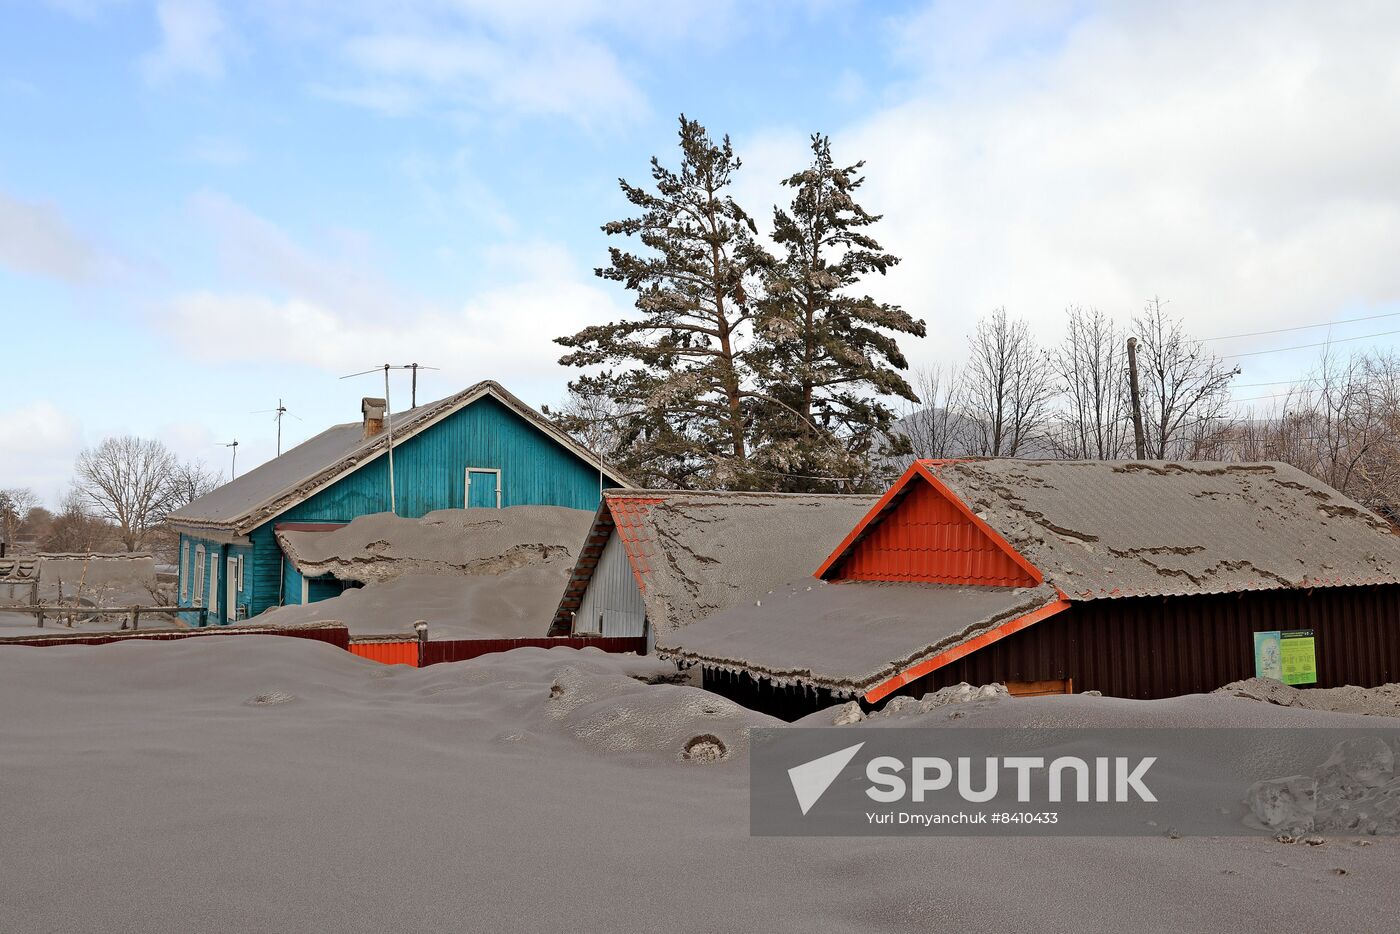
346,634 -> 647,667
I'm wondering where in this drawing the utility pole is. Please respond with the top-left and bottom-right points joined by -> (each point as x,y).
1127,337 -> 1147,460
409,363 -> 419,408
383,364 -> 396,515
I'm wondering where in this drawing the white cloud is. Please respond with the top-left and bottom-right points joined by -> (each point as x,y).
188,191 -> 405,323
164,195 -> 629,399
0,191 -> 105,282
185,137 -> 250,166
0,402 -> 84,506
337,32 -> 646,123
165,271 -> 625,400
823,0 -> 1400,379
141,0 -> 231,83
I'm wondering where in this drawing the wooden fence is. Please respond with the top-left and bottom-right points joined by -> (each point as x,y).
0,622 -> 349,650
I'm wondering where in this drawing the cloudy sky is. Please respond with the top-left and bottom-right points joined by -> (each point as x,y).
4,0 -> 1400,504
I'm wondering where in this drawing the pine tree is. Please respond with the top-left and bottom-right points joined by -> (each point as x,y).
751,135 -> 925,492
556,116 -> 769,488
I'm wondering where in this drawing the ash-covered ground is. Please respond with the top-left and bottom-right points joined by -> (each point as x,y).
3,639 -> 1399,933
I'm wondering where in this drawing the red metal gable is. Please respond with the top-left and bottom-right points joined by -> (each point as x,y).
605,496 -> 667,593
816,461 -> 1041,587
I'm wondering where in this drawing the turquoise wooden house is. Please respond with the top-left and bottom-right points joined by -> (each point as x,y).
166,381 -> 630,624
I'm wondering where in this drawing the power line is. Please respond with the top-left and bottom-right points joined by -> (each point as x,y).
1221,328 -> 1400,359
1205,310 -> 1400,341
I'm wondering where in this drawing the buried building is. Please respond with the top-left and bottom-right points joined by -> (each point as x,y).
547,490 -> 877,647
166,381 -> 628,625
658,459 -> 1400,719
269,506 -> 594,640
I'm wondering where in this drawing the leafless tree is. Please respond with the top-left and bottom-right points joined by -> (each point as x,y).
166,459 -> 222,510
959,308 -> 1055,456
544,385 -> 632,474
74,436 -> 178,552
41,491 -> 113,554
1052,306 -> 1130,459
1228,348 -> 1400,520
1132,298 -> 1239,459
0,487 -> 38,551
898,365 -> 967,460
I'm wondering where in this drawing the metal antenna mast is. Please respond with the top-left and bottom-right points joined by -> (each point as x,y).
252,398 -> 302,456
222,440 -> 239,479
341,364 -> 434,515
405,363 -> 438,407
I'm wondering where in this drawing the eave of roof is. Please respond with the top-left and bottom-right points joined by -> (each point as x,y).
657,579 -> 1070,700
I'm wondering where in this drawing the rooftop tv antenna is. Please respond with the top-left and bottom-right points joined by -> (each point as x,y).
221,439 -> 239,479
252,398 -> 302,456
405,363 -> 439,407
339,364 -> 435,514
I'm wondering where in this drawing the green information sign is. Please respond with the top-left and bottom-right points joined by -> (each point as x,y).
1254,629 -> 1317,685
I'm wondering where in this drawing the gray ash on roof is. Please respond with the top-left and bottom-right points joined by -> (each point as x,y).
612,490 -> 878,635
277,507 -> 594,584
930,459 -> 1400,598
657,579 -> 1062,694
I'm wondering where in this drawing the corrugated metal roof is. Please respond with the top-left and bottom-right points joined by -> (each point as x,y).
832,459 -> 1400,600
167,381 -> 631,534
656,579 -> 1063,695
548,490 -> 877,636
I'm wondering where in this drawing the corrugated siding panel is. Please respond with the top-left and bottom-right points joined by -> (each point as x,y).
910,586 -> 1400,700
833,481 -> 1036,586
242,395 -> 619,617
348,640 -> 419,666
573,531 -> 646,637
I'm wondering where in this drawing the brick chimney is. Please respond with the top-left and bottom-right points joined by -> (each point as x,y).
361,397 -> 387,438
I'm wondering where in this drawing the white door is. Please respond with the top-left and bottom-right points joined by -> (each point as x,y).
465,468 -> 502,508
226,557 -> 238,622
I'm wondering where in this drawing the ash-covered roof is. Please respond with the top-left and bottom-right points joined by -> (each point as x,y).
549,490 -> 877,636
276,507 -> 593,582
657,579 -> 1064,697
826,459 -> 1400,600
167,381 -> 629,534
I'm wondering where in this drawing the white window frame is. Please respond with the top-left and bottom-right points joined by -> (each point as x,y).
192,546 -> 206,608
465,468 -> 503,508
181,542 -> 191,600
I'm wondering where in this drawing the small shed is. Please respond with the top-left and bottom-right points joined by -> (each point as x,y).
548,490 -> 877,646
660,459 -> 1400,718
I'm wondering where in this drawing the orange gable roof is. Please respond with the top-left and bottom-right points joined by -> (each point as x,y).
815,460 -> 1042,587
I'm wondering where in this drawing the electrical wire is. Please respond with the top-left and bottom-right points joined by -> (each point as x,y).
1205,310 -> 1400,341
1221,328 -> 1400,358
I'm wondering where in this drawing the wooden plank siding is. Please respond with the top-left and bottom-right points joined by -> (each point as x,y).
175,533 -> 253,626
233,394 -> 622,618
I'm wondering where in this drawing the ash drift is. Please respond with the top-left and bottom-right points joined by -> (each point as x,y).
263,506 -> 594,639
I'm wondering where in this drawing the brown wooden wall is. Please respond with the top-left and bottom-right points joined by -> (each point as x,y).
910,585 -> 1400,700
